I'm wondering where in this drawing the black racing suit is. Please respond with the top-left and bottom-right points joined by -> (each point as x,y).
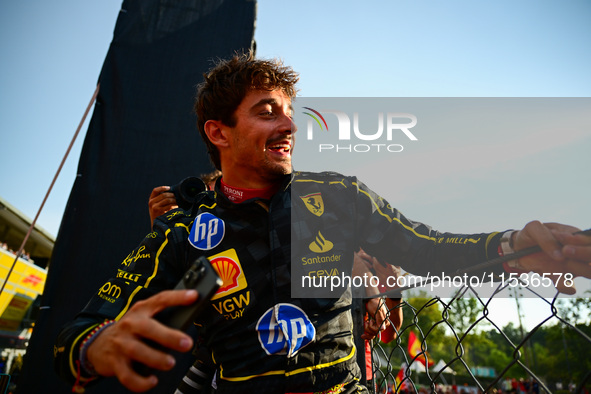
54,171 -> 507,393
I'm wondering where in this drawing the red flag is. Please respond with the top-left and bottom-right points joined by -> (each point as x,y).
394,363 -> 409,392
407,331 -> 434,367
394,363 -> 410,393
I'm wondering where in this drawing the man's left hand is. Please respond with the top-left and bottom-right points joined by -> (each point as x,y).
512,221 -> 591,294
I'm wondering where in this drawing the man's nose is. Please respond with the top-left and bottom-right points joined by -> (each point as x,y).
279,112 -> 297,134
290,117 -> 298,134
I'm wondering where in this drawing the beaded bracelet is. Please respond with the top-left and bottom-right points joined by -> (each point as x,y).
79,320 -> 116,376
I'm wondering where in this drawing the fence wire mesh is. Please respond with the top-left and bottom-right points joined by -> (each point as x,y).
364,280 -> 591,394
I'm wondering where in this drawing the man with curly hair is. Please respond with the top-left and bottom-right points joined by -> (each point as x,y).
54,51 -> 591,394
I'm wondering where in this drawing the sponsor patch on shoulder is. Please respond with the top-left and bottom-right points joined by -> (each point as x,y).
189,212 -> 225,250
300,192 -> 324,216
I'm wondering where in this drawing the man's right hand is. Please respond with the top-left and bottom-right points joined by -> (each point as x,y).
86,290 -> 197,392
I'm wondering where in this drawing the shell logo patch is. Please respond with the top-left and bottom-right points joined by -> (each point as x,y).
300,193 -> 324,217
208,248 -> 247,301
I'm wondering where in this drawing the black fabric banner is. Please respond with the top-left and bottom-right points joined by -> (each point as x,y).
18,1 -> 256,392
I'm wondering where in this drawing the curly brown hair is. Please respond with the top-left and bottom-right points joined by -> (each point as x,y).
194,51 -> 299,170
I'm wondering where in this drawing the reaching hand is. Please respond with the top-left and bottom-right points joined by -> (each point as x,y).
362,296 -> 391,340
511,221 -> 591,294
86,290 -> 197,392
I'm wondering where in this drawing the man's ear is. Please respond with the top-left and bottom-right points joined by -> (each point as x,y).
204,120 -> 230,149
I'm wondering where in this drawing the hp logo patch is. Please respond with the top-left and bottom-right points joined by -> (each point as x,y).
189,213 -> 225,250
256,303 -> 315,357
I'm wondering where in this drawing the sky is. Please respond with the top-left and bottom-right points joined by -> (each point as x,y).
1,1 -> 590,331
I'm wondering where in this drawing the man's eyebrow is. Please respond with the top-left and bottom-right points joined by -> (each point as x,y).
250,98 -> 293,113
251,98 -> 277,110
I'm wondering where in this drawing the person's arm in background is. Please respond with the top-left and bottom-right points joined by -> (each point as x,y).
148,186 -> 178,229
357,248 -> 403,344
353,249 -> 391,341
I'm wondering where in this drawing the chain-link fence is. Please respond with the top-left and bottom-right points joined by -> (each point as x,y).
361,280 -> 591,394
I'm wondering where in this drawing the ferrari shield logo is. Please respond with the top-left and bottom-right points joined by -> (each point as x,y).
300,193 -> 324,217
